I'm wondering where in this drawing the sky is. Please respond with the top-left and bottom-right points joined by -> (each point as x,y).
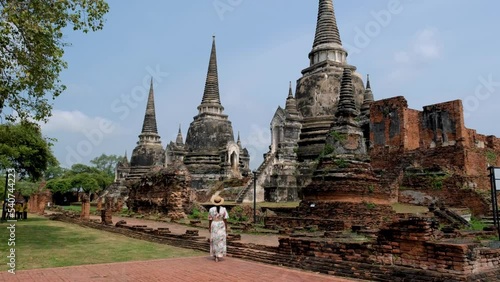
39,0 -> 500,169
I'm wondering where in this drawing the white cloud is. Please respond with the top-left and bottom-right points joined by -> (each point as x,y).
387,28 -> 443,83
412,28 -> 442,60
393,51 -> 411,64
41,110 -> 122,134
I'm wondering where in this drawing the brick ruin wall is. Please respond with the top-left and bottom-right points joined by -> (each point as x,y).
278,217 -> 500,281
28,190 -> 52,214
51,211 -> 500,282
369,97 -> 500,215
126,162 -> 193,220
265,201 -> 396,231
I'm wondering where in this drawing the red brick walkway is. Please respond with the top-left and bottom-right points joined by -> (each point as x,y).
0,256 -> 361,282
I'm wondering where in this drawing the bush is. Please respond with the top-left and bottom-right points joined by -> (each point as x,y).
230,206 -> 248,222
188,208 -> 207,220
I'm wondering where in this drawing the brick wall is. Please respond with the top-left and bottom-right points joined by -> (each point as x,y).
278,217 -> 500,280
266,201 -> 395,231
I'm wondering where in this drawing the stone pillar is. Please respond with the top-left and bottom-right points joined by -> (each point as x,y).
80,194 -> 90,220
96,197 -> 103,211
101,196 -> 113,225
114,197 -> 124,212
36,190 -> 51,215
28,194 -> 38,213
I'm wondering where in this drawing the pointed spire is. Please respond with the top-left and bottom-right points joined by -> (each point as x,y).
237,131 -> 241,147
308,0 -> 347,66
285,82 -> 300,119
200,36 -> 221,106
141,78 -> 159,134
313,0 -> 342,47
361,74 -> 374,117
176,124 -> 184,145
118,150 -> 129,167
336,68 -> 359,118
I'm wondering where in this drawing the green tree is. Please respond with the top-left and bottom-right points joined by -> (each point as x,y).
0,0 -> 109,122
45,163 -> 113,197
43,164 -> 67,180
90,153 -> 122,177
0,122 -> 58,180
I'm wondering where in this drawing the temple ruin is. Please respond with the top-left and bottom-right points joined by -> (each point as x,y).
166,36 -> 251,189
237,0 -> 500,222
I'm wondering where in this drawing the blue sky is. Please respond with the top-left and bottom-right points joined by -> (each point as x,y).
40,0 -> 500,169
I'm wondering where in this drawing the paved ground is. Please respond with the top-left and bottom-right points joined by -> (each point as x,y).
0,256 -> 361,282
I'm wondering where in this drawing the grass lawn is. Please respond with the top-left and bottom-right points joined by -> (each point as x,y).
61,205 -> 97,213
0,215 -> 203,272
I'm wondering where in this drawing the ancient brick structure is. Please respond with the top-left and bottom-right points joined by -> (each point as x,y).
244,0 -> 375,203
28,189 -> 51,215
166,37 -> 251,189
295,0 -> 366,162
53,211 -> 500,281
369,97 -> 500,215
165,126 -> 187,165
127,161 -> 193,220
265,67 -> 396,229
100,154 -> 130,209
242,83 -> 302,203
278,217 -> 500,281
101,196 -> 113,225
248,0 -> 498,223
127,79 -> 166,180
80,194 -> 90,220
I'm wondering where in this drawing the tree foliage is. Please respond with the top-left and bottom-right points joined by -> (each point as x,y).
43,164 -> 67,180
45,163 -> 113,195
0,122 -> 57,180
0,0 -> 109,122
90,153 -> 122,177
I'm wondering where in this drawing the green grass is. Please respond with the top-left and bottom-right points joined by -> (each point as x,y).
61,205 -> 97,213
0,215 -> 203,271
468,217 -> 488,231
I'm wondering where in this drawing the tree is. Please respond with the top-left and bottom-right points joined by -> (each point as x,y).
43,164 -> 67,180
45,163 -> 113,196
0,0 -> 109,122
0,122 -> 58,180
90,153 -> 122,177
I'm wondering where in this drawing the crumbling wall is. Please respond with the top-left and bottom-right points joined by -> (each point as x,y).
127,161 -> 192,220
369,98 -> 500,214
420,100 -> 466,148
28,190 -> 51,215
278,217 -> 500,281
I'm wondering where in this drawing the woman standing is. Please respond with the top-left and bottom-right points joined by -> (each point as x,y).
208,195 -> 229,262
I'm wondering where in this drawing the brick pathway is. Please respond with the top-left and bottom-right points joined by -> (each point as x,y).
0,256 -> 361,282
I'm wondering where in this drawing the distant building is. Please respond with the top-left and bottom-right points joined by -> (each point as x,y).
114,37 -> 250,190
166,37 -> 250,188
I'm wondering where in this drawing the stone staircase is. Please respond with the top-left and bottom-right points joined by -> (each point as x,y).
125,166 -> 152,181
235,151 -> 275,203
481,210 -> 500,226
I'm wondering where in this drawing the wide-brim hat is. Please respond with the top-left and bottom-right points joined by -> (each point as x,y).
211,195 -> 224,206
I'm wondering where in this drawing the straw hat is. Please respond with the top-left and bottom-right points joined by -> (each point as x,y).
211,195 -> 224,206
